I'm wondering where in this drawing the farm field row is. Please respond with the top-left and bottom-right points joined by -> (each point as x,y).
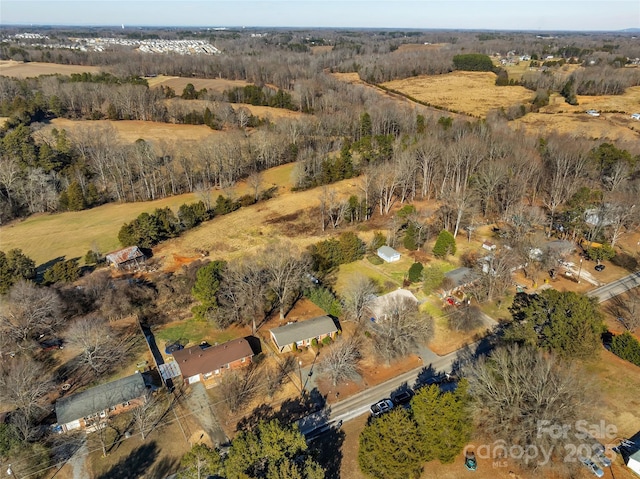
0,59 -> 103,77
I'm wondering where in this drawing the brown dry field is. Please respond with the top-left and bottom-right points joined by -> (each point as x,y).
512,89 -> 640,142
394,42 -> 447,53
310,45 -> 333,55
163,97 -> 305,121
146,74 -> 249,93
154,176 -> 357,271
382,71 -> 535,118
0,60 -> 103,78
43,117 -> 222,144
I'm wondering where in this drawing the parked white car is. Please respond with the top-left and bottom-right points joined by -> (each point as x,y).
579,457 -> 605,477
631,113 -> 640,120
586,109 -> 600,117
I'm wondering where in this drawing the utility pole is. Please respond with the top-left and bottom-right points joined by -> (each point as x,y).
298,360 -> 304,393
577,257 -> 583,283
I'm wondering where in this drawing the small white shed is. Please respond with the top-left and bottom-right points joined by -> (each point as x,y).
377,246 -> 400,263
628,450 -> 640,476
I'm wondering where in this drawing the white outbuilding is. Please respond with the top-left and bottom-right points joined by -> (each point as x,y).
377,246 -> 401,263
628,449 -> 640,476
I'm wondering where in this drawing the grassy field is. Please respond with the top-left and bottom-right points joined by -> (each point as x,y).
394,43 -> 447,53
0,60 -> 103,78
146,75 -> 249,93
381,71 -> 535,117
164,97 -> 305,121
0,162 -> 299,266
41,118 -> 223,144
512,89 -> 640,142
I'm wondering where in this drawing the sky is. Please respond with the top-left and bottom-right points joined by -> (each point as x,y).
1,0 -> 639,31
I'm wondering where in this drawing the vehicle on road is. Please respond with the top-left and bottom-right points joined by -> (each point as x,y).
391,389 -> 414,407
579,457 -> 604,477
592,444 -> 612,468
370,399 -> 394,417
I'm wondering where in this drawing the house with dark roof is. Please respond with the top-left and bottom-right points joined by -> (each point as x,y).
105,245 -> 146,270
270,316 -> 339,353
55,374 -> 147,432
439,267 -> 479,297
172,338 -> 255,387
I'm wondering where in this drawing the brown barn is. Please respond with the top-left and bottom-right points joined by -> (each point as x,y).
105,245 -> 146,270
172,338 -> 255,387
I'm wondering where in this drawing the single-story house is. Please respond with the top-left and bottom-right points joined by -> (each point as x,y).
439,267 -> 479,297
55,374 -> 147,433
367,289 -> 419,322
270,316 -> 338,353
377,246 -> 401,263
482,241 -> 496,251
172,338 -> 255,386
628,449 -> 640,476
105,245 -> 146,270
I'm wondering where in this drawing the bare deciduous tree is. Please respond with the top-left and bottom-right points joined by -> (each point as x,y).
367,296 -> 434,364
218,366 -> 263,414
318,337 -> 362,386
342,273 -> 378,322
448,304 -> 483,332
465,345 -> 593,469
65,315 -> 128,376
0,356 -> 53,420
132,390 -> 168,440
607,288 -> 640,332
0,280 -> 63,346
261,244 -> 311,320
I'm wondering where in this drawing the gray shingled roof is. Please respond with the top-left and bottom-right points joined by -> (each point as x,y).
445,267 -> 478,288
270,316 -> 338,347
55,374 -> 147,425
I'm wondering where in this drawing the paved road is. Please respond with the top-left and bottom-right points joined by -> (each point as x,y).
587,271 -> 640,303
298,335 -> 494,435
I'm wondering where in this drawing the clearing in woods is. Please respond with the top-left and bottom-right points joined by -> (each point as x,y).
163,97 -> 305,120
42,118 -> 223,144
146,75 -> 249,93
513,89 -> 640,142
381,71 -> 535,118
0,60 -> 103,77
0,162 -> 347,268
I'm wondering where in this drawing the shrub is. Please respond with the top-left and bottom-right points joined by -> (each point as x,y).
367,254 -> 384,265
322,336 -> 333,346
611,332 -> 640,366
370,231 -> 386,252
453,53 -> 494,71
586,244 -> 615,262
84,250 -> 100,265
306,287 -> 343,317
311,338 -> 319,348
422,265 -> 445,294
432,230 -> 456,258
43,258 -> 80,284
408,262 -> 424,283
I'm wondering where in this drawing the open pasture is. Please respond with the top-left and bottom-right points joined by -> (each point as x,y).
394,42 -> 447,53
513,89 -> 640,142
382,71 -> 534,117
0,60 -> 103,78
163,97 -> 304,120
146,74 -> 249,94
0,162 -> 308,267
42,118 -> 222,144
